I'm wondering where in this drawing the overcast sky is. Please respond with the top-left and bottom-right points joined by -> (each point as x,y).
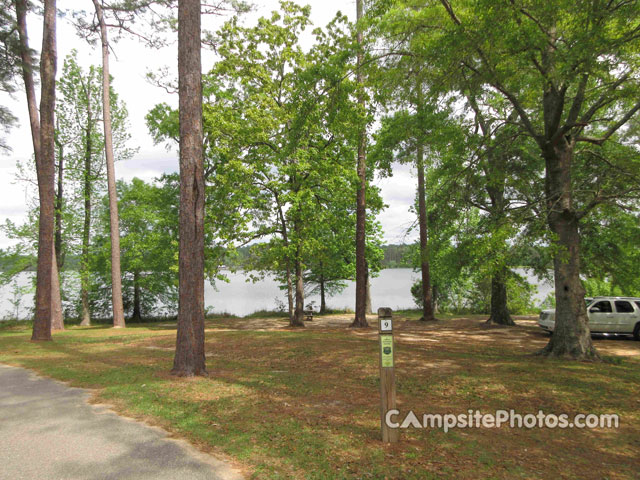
0,0 -> 419,250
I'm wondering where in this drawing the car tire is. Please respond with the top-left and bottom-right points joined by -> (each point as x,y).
634,323 -> 640,341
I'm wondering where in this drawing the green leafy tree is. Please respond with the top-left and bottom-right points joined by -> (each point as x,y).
375,0 -> 640,359
371,75 -> 460,321
57,51 -> 134,324
150,2 -> 383,326
579,206 -> 640,297
71,0 -> 167,328
1,51 -> 134,324
89,177 -> 178,319
304,201 -> 384,314
438,90 -> 543,325
352,0 -> 371,327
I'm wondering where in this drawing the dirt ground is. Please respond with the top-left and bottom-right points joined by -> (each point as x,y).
2,313 -> 638,479
209,313 -> 640,358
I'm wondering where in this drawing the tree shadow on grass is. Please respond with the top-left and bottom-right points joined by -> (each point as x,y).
9,319 -> 640,480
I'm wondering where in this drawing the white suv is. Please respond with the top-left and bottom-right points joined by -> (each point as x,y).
538,297 -> 640,340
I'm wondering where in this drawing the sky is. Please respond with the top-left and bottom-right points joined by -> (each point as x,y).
0,0 -> 419,250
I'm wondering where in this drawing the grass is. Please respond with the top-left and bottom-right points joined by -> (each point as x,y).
0,313 -> 639,479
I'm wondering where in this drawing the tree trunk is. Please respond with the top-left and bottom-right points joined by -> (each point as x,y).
432,285 -> 439,314
538,140 -> 598,360
416,140 -> 436,322
51,136 -> 64,332
80,247 -> 91,326
132,271 -> 142,322
352,0 -> 368,328
15,0 -> 57,341
486,268 -> 514,326
291,233 -> 305,327
51,245 -> 64,331
285,262 -> 294,322
14,0 -> 40,156
483,141 -> 513,326
172,0 -> 207,377
54,141 -> 64,268
80,100 -> 93,327
274,197 -> 294,322
365,264 -> 372,315
319,274 -> 326,314
292,262 -> 305,326
467,93 -> 514,327
33,0 -> 57,341
92,0 -> 125,329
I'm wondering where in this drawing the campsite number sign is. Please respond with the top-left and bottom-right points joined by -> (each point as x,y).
380,318 -> 393,332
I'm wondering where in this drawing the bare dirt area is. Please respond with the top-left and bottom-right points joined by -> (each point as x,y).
196,312 -> 640,479
208,313 -> 640,359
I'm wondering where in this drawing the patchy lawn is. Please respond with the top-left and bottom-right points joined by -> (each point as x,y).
0,314 -> 638,479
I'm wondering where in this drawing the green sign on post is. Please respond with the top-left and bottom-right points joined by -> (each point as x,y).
380,334 -> 394,367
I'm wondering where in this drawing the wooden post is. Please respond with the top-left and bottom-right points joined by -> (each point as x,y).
378,307 -> 398,443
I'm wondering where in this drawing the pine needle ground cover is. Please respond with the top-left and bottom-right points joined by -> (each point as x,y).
1,314 -> 638,479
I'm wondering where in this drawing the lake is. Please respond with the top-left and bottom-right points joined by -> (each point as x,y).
205,268 -> 423,317
0,268 -> 553,319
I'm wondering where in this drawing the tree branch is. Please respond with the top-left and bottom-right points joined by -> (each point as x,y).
576,99 -> 640,145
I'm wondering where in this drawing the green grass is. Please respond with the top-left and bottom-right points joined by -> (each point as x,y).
0,315 -> 639,479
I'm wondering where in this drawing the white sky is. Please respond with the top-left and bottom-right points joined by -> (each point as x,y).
0,0 -> 419,249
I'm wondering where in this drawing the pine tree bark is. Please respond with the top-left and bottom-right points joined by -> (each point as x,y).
538,140 -> 598,359
15,0 -> 57,341
352,0 -> 368,328
14,0 -> 39,155
172,0 -> 207,377
51,245 -> 64,331
365,264 -> 372,315
54,141 -> 64,268
92,0 -> 125,328
51,139 -> 64,332
432,285 -> 439,314
33,0 -> 57,341
416,140 -> 436,322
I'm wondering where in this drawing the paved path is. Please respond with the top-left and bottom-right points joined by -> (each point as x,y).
0,364 -> 244,480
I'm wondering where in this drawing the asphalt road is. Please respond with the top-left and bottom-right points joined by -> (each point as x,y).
0,364 -> 243,480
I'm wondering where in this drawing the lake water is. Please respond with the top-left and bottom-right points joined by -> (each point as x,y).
0,268 -> 553,319
205,268 -> 423,317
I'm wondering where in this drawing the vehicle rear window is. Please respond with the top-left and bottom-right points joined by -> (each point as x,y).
635,301 -> 640,310
615,301 -> 634,313
590,301 -> 612,313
